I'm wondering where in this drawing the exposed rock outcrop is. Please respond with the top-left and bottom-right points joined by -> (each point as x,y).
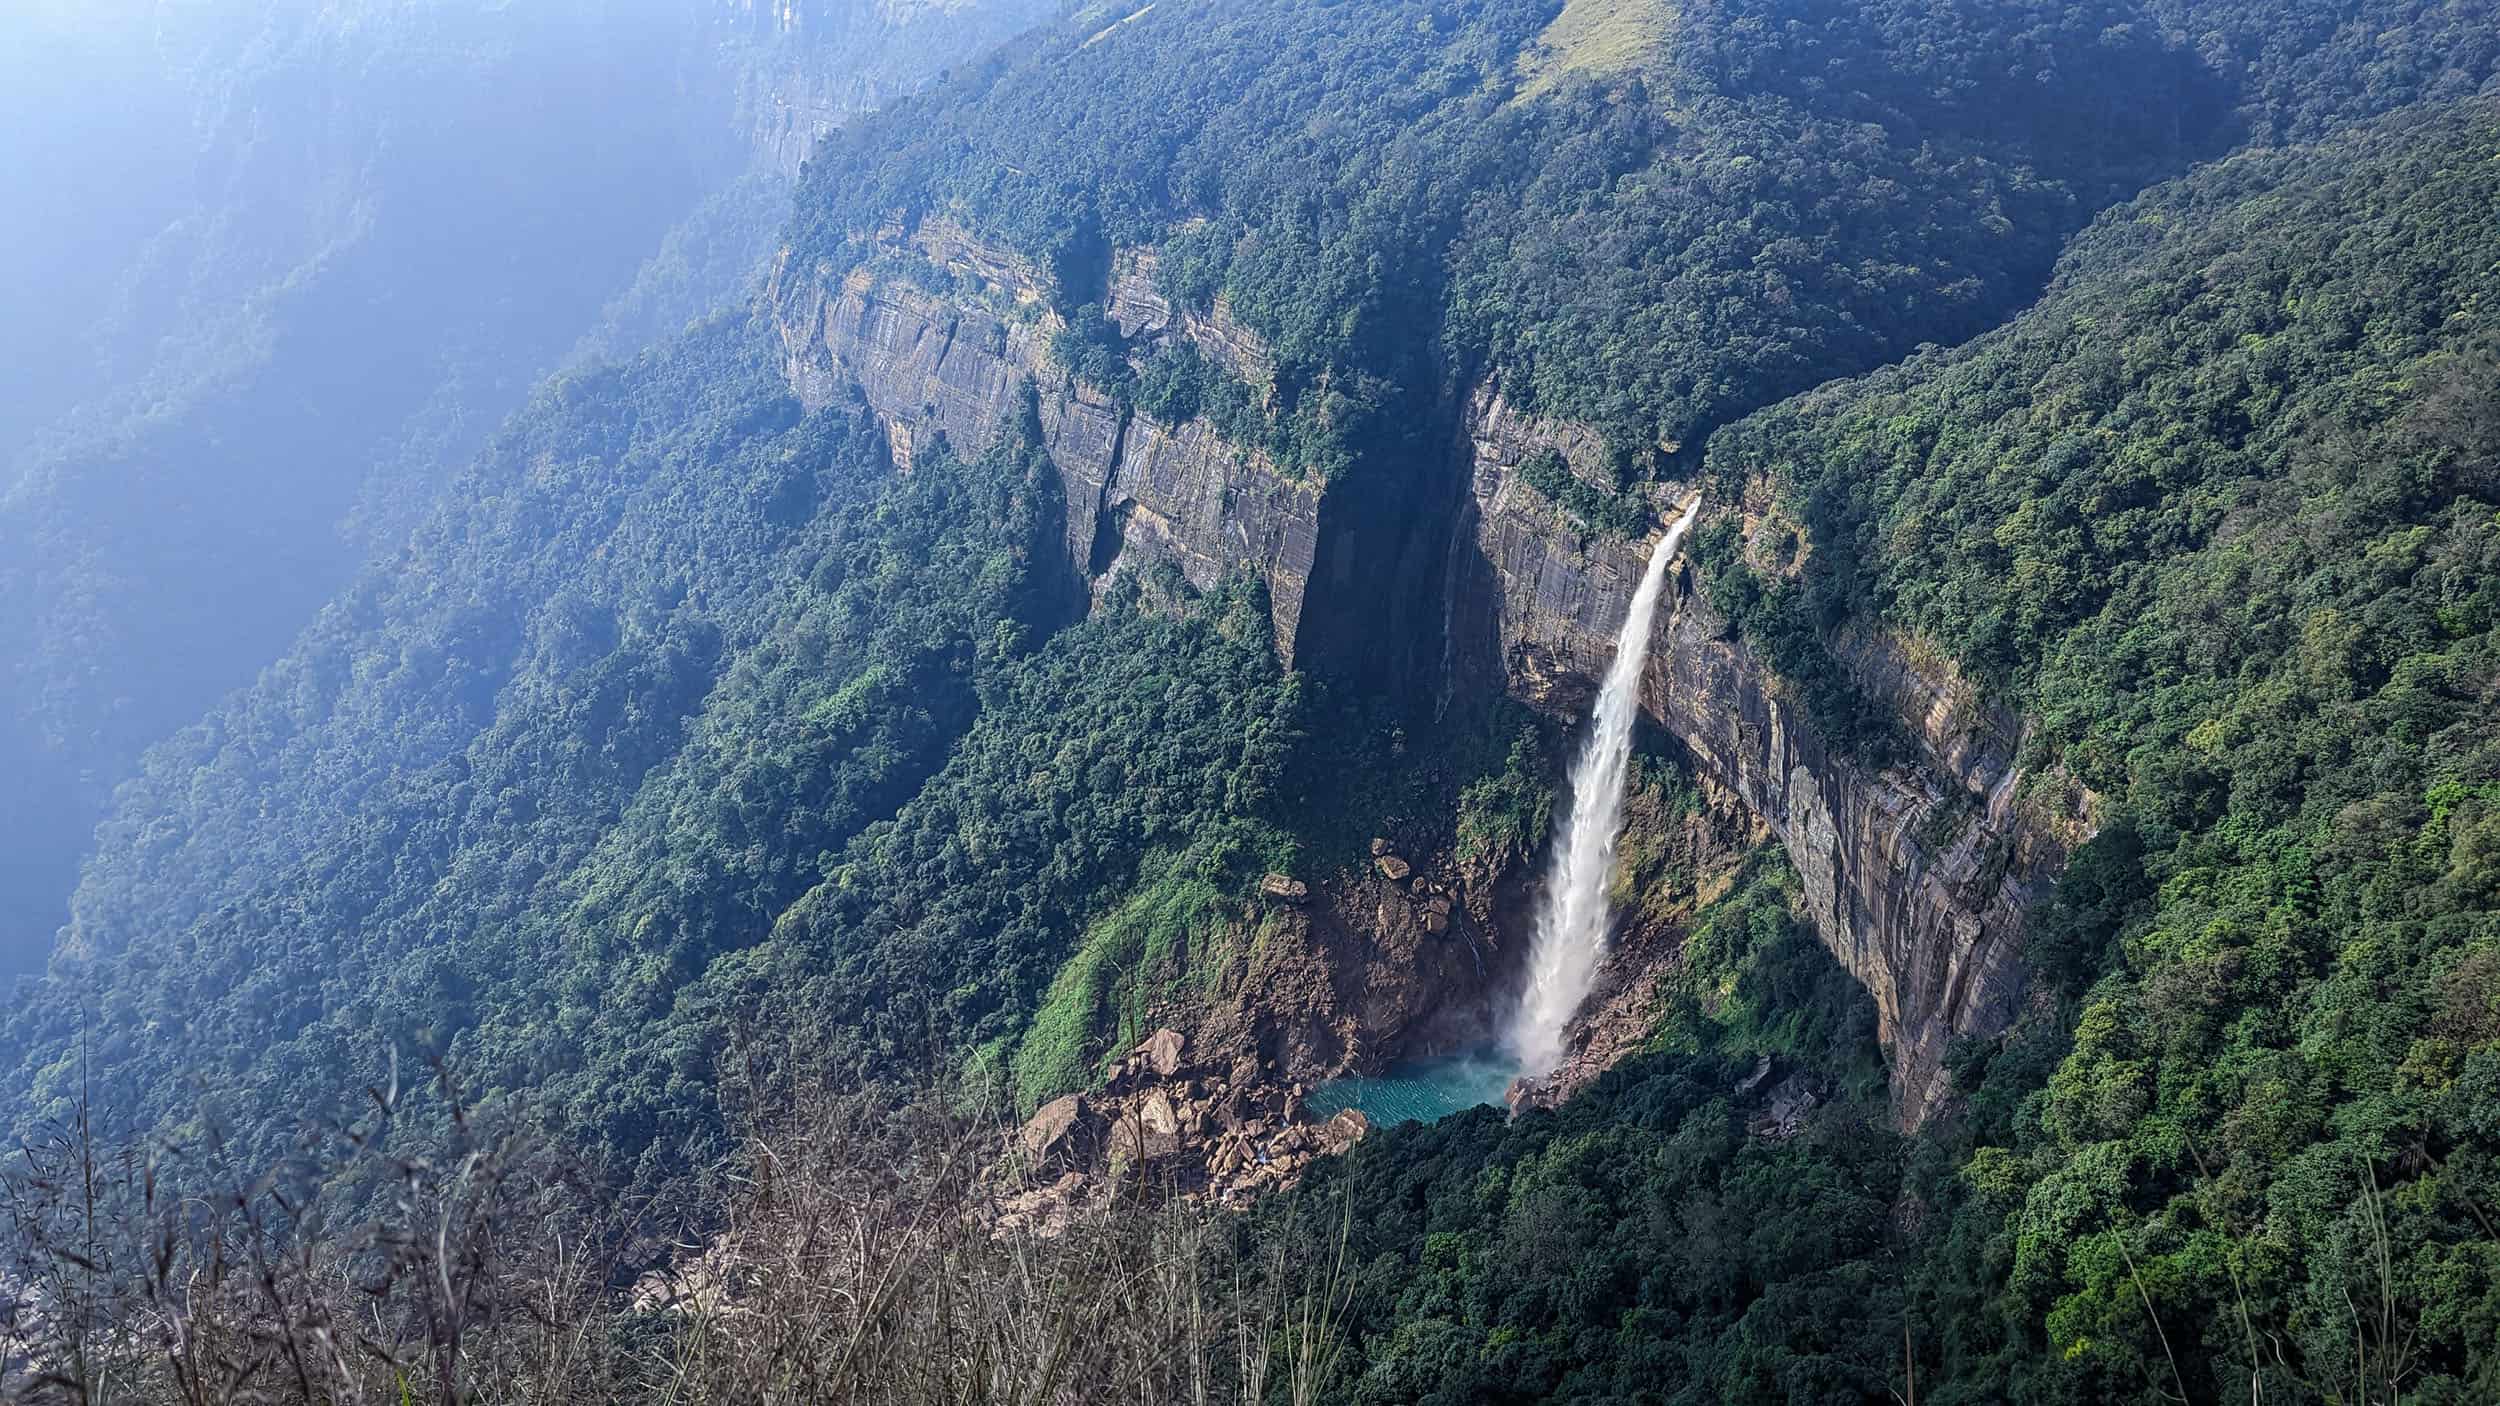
1645,579 -> 2088,1124
1172,846 -> 1516,1098
1259,872 -> 1310,903
769,224 -> 1319,663
1442,383 -> 1671,713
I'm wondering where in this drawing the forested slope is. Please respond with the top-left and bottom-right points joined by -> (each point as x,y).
788,0 -> 2497,481
7,0 -> 2258,1186
792,0 -> 2227,480
3,315 -> 1307,1192
2,1 -> 2497,1402
1712,97 -> 2500,1401
1292,96 -> 2500,1404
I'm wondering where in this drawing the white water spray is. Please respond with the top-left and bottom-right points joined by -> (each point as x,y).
1507,497 -> 1703,1079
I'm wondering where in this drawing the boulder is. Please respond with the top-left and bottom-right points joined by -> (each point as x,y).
1109,1116 -> 1181,1165
1260,872 -> 1311,903
1748,1075 -> 1822,1140
994,1171 -> 1090,1239
1136,1028 -> 1187,1078
1314,1108 -> 1371,1155
1422,908 -> 1450,935
1020,1094 -> 1092,1163
1139,1090 -> 1181,1137
1374,854 -> 1412,882
1369,837 -> 1393,856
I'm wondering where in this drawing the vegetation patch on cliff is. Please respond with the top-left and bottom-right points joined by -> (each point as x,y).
1010,862 -> 1237,1111
1515,446 -> 1648,539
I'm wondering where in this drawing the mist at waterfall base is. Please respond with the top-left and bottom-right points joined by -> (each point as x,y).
1307,500 -> 1703,1127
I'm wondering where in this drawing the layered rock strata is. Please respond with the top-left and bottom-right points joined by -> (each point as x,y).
769,224 -> 1320,663
1646,586 -> 2085,1123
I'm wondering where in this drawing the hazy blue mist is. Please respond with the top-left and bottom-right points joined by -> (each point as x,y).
0,0 -> 1047,974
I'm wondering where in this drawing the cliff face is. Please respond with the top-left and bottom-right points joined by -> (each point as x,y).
771,223 -> 2084,1128
769,225 -> 1321,663
1644,587 -> 2086,1123
1442,384 -> 1662,713
1443,390 -> 2088,1123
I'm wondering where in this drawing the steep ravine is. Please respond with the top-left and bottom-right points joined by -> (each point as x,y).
770,223 -> 2090,1128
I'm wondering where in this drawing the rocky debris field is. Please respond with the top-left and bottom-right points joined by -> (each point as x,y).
1003,1028 -> 1372,1233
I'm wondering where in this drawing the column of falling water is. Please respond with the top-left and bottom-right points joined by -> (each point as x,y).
1506,497 -> 1703,1080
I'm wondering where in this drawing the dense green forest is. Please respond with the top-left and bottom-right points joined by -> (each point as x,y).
1712,99 -> 2500,1401
4,0 -> 2498,1400
3,0 -> 2213,1181
1,316 -> 1312,1197
798,0 -> 2224,480
1296,96 -> 2500,1403
793,0 -> 2494,482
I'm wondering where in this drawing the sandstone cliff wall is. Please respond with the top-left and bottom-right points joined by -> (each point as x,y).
1645,585 -> 2082,1123
1442,384 -> 1660,712
768,226 -> 1320,663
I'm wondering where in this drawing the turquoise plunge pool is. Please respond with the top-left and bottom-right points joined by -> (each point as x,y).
1303,1051 -> 1515,1127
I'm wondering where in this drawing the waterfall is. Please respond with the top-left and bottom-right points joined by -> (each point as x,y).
1507,497 -> 1703,1079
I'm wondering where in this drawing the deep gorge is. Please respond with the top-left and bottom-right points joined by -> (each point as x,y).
769,219 -> 2079,1127
5,0 -> 2495,1399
